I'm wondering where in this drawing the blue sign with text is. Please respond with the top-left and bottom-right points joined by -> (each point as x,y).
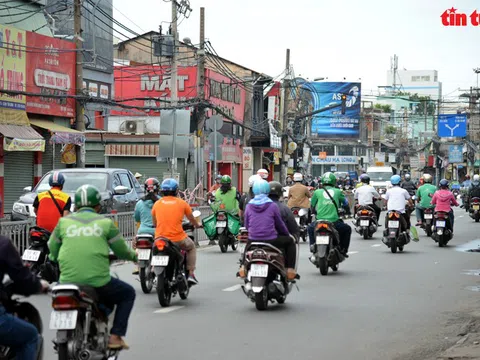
448,145 -> 463,163
438,114 -> 467,138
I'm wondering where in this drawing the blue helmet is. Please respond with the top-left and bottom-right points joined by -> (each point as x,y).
252,179 -> 270,196
160,178 -> 178,192
49,171 -> 65,187
390,175 -> 401,185
439,179 -> 449,188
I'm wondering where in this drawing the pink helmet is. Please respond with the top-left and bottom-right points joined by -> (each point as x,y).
257,169 -> 269,179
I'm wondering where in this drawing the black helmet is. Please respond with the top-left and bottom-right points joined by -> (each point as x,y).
144,177 -> 160,193
361,175 -> 370,184
268,181 -> 283,198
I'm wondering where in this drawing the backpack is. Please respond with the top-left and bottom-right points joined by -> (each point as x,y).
470,183 -> 480,199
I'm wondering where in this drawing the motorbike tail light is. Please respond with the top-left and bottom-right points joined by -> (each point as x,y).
110,210 -> 118,214
136,239 -> 151,249
52,295 -> 81,310
361,210 -> 369,215
154,239 -> 166,251
316,223 -> 328,230
293,209 -> 299,216
389,212 -> 399,219
217,214 -> 226,221
474,199 -> 480,204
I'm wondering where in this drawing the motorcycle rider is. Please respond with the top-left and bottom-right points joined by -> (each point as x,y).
354,175 -> 381,222
287,172 -> 311,210
309,172 -> 351,257
240,179 -> 297,280
401,173 -> 417,196
48,184 -> 137,350
239,175 -> 262,220
214,175 -> 241,216
268,181 -> 300,240
257,168 -> 269,180
466,174 -> 480,210
33,171 -> 71,233
431,179 -> 459,233
0,236 -> 49,360
462,175 -> 472,188
132,178 -> 160,275
382,175 -> 416,240
209,174 -> 222,194
415,174 -> 436,226
151,179 -> 201,285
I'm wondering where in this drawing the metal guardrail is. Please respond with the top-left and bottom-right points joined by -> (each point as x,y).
4,207 -> 214,252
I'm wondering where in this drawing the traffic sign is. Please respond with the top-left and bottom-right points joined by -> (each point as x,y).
437,114 -> 467,138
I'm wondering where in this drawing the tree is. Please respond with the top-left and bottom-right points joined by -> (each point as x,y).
395,92 -> 436,116
385,125 -> 397,135
374,103 -> 392,113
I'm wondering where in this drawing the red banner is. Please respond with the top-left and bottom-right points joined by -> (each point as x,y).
112,65 -> 198,116
25,32 -> 76,117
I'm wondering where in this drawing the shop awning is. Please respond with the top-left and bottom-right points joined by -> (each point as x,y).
105,144 -> 159,157
30,119 -> 85,145
0,124 -> 45,151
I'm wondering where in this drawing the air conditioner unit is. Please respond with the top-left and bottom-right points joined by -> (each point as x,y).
123,120 -> 145,134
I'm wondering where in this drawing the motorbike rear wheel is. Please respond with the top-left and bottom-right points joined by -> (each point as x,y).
156,274 -> 172,307
318,257 -> 329,275
219,233 -> 228,253
254,288 -> 268,311
390,242 -> 397,253
57,343 -> 68,360
140,266 -> 154,294
231,235 -> 238,251
363,231 -> 369,240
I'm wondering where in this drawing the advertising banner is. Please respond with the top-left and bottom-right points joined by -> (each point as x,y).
4,137 -> 45,151
243,147 -> 252,169
0,25 -> 26,111
448,145 -> 463,163
311,155 -> 358,164
113,65 -> 197,116
26,32 -> 76,117
300,81 -> 361,138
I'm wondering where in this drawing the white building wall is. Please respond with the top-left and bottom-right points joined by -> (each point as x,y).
387,70 -> 442,99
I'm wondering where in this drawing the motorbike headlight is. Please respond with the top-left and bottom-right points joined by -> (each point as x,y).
13,202 -> 28,215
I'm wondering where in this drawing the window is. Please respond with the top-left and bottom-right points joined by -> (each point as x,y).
337,146 -> 353,156
421,76 -> 430,81
36,172 -> 108,193
232,124 -> 237,135
112,174 -> 121,188
322,145 -> 335,155
117,172 -> 133,190
239,126 -> 243,136
411,76 -> 420,82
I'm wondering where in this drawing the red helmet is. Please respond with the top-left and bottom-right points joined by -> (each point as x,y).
144,178 -> 160,193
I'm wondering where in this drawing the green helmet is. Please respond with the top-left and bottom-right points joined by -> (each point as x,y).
74,184 -> 102,209
321,172 -> 337,187
221,175 -> 232,184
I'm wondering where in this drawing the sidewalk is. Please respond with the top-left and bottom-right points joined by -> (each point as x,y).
436,314 -> 480,360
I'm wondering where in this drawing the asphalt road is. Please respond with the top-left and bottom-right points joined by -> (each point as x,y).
28,209 -> 480,360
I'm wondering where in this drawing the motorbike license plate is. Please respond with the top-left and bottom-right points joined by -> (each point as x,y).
436,220 -> 446,227
216,221 -> 227,228
360,220 -> 370,226
49,310 -> 78,330
389,221 -> 399,229
316,235 -> 330,245
424,214 -> 433,219
151,256 -> 169,266
22,249 -> 41,262
250,264 -> 268,277
137,249 -> 151,260
295,217 -> 300,225
474,205 -> 480,210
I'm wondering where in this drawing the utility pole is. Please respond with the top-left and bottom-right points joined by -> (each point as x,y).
74,0 -> 85,167
280,49 -> 290,183
170,0 -> 178,177
196,7 -> 205,188
391,54 -> 398,94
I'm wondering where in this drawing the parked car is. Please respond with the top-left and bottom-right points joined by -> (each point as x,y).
11,168 -> 145,221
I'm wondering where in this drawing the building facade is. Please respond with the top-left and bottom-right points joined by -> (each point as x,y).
387,69 -> 442,99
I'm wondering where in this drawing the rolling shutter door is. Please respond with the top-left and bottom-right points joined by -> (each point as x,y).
86,151 -> 105,166
4,151 -> 34,213
231,164 -> 239,188
42,141 -> 67,174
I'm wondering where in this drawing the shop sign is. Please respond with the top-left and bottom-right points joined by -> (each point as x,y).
26,31 -> 76,117
4,137 -> 45,151
204,138 -> 242,163
0,25 -> 26,111
242,147 -> 253,169
311,156 -> 358,164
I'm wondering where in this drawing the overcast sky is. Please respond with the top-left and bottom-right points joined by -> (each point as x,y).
113,0 -> 480,100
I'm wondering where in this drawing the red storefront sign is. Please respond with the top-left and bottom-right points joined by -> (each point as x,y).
26,32 -> 76,117
205,69 -> 246,123
112,65 -> 198,115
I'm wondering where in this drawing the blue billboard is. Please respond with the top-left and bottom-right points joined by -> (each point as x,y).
300,81 -> 361,138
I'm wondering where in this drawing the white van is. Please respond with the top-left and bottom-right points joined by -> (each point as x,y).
366,166 -> 394,194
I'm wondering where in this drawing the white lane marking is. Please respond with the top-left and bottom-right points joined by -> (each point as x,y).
223,284 -> 242,292
154,306 -> 184,314
347,251 -> 359,255
371,244 -> 382,247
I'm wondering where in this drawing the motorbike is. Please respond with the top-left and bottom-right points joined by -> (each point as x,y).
469,197 -> 480,222
382,210 -> 410,253
151,210 -> 200,307
354,206 -> 377,239
135,233 -> 155,294
291,207 -> 309,242
214,210 -> 240,253
432,211 -> 453,247
421,208 -> 434,237
0,279 -> 44,360
22,226 -> 59,283
50,254 -> 121,360
311,220 -> 346,275
241,236 -> 299,311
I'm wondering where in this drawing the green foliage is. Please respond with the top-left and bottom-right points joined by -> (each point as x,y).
394,92 -> 436,116
385,125 -> 397,135
374,103 -> 392,113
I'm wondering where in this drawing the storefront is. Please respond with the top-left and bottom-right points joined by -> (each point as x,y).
311,155 -> 359,177
204,138 -> 243,190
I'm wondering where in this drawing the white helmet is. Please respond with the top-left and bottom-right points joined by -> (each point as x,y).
257,169 -> 269,179
474,174 -> 480,182
293,172 -> 303,182
248,174 -> 262,187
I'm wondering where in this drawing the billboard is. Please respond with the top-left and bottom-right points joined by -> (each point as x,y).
0,25 -> 26,111
438,114 -> 467,137
300,81 -> 361,138
448,145 -> 463,163
112,65 -> 198,116
26,32 -> 76,117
